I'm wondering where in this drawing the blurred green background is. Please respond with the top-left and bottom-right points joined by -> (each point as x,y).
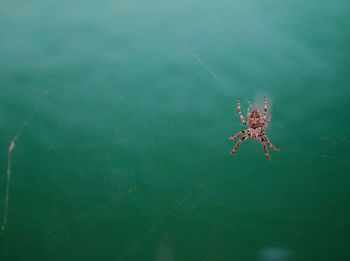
1,0 -> 350,260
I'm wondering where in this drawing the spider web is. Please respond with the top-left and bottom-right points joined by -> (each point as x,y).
1,0 -> 350,261
1,52 -> 349,261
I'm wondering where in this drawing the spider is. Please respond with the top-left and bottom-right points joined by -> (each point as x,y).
229,96 -> 280,160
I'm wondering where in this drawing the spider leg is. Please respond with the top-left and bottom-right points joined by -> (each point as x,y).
263,96 -> 267,122
238,99 -> 248,125
260,140 -> 271,160
231,134 -> 249,154
229,130 -> 248,141
263,113 -> 272,130
263,135 -> 280,151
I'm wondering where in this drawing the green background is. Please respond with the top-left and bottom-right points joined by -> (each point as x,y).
1,0 -> 349,260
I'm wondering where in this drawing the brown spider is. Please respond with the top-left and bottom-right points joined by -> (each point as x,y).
229,96 -> 280,160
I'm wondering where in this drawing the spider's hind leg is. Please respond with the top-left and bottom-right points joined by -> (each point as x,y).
263,113 -> 272,130
231,135 -> 249,154
263,96 -> 267,122
238,99 -> 248,125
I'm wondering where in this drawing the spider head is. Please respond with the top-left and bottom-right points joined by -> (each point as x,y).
248,109 -> 263,128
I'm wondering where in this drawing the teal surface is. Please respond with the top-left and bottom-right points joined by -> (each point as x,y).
1,0 -> 350,260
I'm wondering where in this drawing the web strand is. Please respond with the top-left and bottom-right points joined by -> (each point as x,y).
1,89 -> 48,230
183,42 -> 235,98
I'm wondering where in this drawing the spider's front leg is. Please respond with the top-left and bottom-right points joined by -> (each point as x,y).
229,130 -> 248,141
231,134 -> 249,154
263,135 -> 280,151
260,140 -> 271,160
238,99 -> 248,125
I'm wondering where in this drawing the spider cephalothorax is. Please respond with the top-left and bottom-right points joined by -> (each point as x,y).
229,96 -> 280,160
